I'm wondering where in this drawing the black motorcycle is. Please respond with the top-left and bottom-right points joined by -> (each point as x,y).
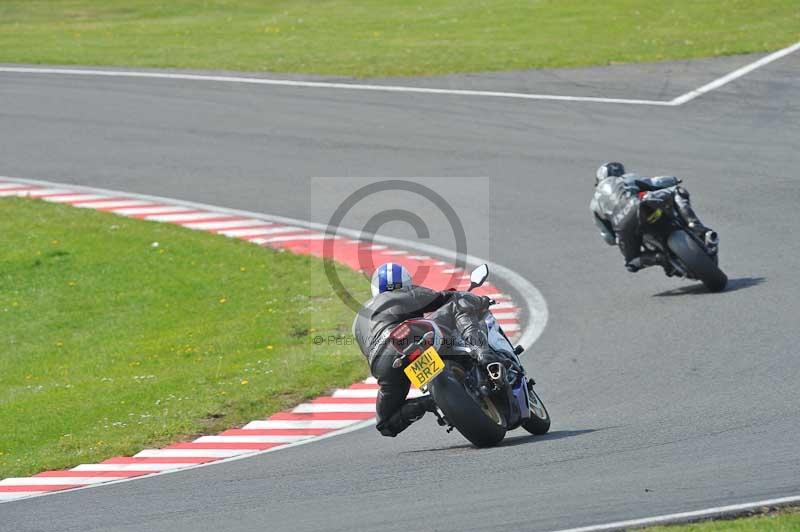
639,187 -> 727,292
388,265 -> 550,447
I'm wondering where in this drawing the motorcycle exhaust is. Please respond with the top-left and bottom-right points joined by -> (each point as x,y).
705,231 -> 719,247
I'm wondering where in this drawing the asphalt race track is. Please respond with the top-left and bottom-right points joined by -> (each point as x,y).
1,52 -> 799,531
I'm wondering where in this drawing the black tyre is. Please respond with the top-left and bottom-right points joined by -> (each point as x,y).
521,381 -> 551,435
667,230 -> 727,292
430,361 -> 506,447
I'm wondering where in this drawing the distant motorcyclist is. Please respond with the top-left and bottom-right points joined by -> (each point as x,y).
591,162 -> 718,272
352,263 -> 498,437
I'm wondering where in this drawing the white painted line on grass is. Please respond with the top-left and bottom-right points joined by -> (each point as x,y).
552,494 -> 800,532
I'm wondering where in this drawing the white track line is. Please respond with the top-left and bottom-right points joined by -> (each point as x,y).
258,233 -> 325,244
74,199 -> 150,209
293,403 -> 377,413
0,66 -> 671,106
112,205 -> 190,215
0,176 -> 547,506
0,418 -> 376,504
243,419 -> 357,430
331,389 -> 380,398
133,449 -> 249,458
1,41 -> 797,107
182,219 -> 266,230
42,194 -> 106,203
0,477 -> 120,486
145,211 -> 222,222
194,435 -> 312,444
331,388 -> 422,399
218,226 -> 293,237
1,175 -> 548,348
671,41 -> 800,105
22,188 -> 72,197
71,463 -> 191,472
552,494 -> 800,532
0,492 -> 46,501
0,187 -> 65,197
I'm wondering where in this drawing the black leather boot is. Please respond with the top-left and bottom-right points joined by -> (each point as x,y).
375,396 -> 436,437
625,252 -> 664,272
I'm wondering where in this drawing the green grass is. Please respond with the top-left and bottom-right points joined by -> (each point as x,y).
0,1 -> 797,77
644,508 -> 800,531
0,197 -> 370,478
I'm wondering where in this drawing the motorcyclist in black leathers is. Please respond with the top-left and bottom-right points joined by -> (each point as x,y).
591,162 -> 718,272
352,262 -> 498,437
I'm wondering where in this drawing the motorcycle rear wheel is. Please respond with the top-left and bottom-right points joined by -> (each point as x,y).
430,361 -> 507,448
667,230 -> 727,292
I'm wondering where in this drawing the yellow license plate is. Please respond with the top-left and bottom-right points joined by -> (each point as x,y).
404,346 -> 445,388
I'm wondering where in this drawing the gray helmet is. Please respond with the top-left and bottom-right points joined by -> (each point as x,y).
596,162 -> 626,184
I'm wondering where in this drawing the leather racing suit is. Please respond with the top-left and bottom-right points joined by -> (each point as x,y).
352,286 -> 493,437
590,174 -> 710,271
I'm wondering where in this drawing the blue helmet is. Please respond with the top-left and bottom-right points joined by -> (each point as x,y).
370,263 -> 412,297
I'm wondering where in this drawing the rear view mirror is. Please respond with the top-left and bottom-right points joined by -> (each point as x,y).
468,264 -> 489,291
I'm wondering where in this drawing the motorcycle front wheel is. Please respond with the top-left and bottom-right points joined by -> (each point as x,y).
430,361 -> 506,448
521,381 -> 551,435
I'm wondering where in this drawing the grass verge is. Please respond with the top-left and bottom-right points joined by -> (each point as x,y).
0,1 -> 797,77
0,197 -> 369,478
644,507 -> 800,531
